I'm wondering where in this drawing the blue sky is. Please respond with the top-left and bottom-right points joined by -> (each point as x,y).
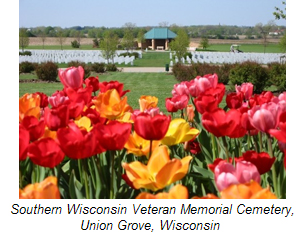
19,0 -> 286,28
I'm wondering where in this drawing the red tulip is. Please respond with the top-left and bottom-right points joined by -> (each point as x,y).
98,80 -> 130,97
19,124 -> 30,161
165,94 -> 189,113
93,120 -> 132,151
27,138 -> 65,168
81,107 -> 107,125
34,92 -> 49,108
249,91 -> 274,108
85,76 -> 100,92
57,122 -> 97,159
58,66 -> 84,90
202,108 -> 246,138
21,116 -> 45,142
44,104 -> 69,131
134,112 -> 171,140
268,111 -> 286,143
65,86 -> 93,106
240,150 -> 276,175
226,92 -> 244,109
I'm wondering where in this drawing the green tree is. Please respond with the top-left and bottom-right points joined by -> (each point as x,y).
122,22 -> 136,52
100,30 -> 119,63
200,36 -> 210,50
122,29 -> 135,52
255,21 -> 276,53
169,28 -> 190,62
19,28 -> 29,52
56,29 -> 66,50
37,29 -> 47,49
273,1 -> 286,20
137,29 -> 146,51
273,1 -> 286,53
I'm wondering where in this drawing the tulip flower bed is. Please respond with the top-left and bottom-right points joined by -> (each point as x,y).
19,66 -> 286,199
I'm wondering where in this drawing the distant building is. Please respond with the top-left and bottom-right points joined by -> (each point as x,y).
143,28 -> 177,50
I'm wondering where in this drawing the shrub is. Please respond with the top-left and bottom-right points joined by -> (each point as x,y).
91,62 -> 105,73
106,63 -> 117,72
67,61 -> 91,79
71,40 -> 80,48
184,52 -> 193,60
229,61 -> 269,94
19,51 -> 32,56
19,62 -> 37,74
214,63 -> 238,85
172,63 -> 196,82
119,52 -> 139,59
35,62 -> 58,82
92,38 -> 99,48
267,62 -> 286,92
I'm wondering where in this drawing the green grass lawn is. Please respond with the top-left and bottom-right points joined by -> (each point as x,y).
197,43 -> 282,53
19,72 -> 179,114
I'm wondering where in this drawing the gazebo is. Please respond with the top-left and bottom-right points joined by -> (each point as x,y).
143,28 -> 177,50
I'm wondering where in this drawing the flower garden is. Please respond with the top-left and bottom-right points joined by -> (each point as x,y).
19,66 -> 286,199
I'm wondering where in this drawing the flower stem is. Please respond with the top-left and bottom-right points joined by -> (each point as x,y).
149,140 -> 153,159
110,150 -> 115,199
222,136 -> 230,162
267,134 -> 279,198
82,159 -> 90,199
211,134 -> 217,160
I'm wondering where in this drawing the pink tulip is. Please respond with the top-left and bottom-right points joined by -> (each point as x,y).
248,102 -> 280,133
58,66 -> 84,90
48,90 -> 69,108
171,81 -> 190,97
188,74 -> 218,97
214,160 -> 261,191
235,82 -> 253,100
235,161 -> 260,184
214,161 -> 239,192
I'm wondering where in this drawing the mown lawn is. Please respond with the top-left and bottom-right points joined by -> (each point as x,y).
19,72 -> 179,114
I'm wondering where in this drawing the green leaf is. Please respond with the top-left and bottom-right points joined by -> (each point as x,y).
69,170 -> 84,199
192,165 -> 214,179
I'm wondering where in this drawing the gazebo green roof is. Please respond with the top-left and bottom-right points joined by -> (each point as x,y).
144,28 -> 177,39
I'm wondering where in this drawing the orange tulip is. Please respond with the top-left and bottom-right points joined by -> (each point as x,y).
136,184 -> 189,199
220,181 -> 277,199
19,93 -> 41,122
122,145 -> 192,191
186,104 -> 195,122
139,95 -> 158,112
93,89 -> 132,120
19,176 -> 60,199
124,131 -> 161,157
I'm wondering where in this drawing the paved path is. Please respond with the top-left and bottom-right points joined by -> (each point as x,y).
120,67 -> 172,73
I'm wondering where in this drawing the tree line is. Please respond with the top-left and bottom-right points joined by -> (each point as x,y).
21,22 -> 285,40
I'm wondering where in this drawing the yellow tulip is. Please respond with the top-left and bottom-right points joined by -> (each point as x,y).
93,89 -> 132,120
139,95 -> 158,112
122,145 -> 192,191
161,118 -> 199,146
124,131 -> 161,157
74,116 -> 92,132
136,184 -> 189,199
